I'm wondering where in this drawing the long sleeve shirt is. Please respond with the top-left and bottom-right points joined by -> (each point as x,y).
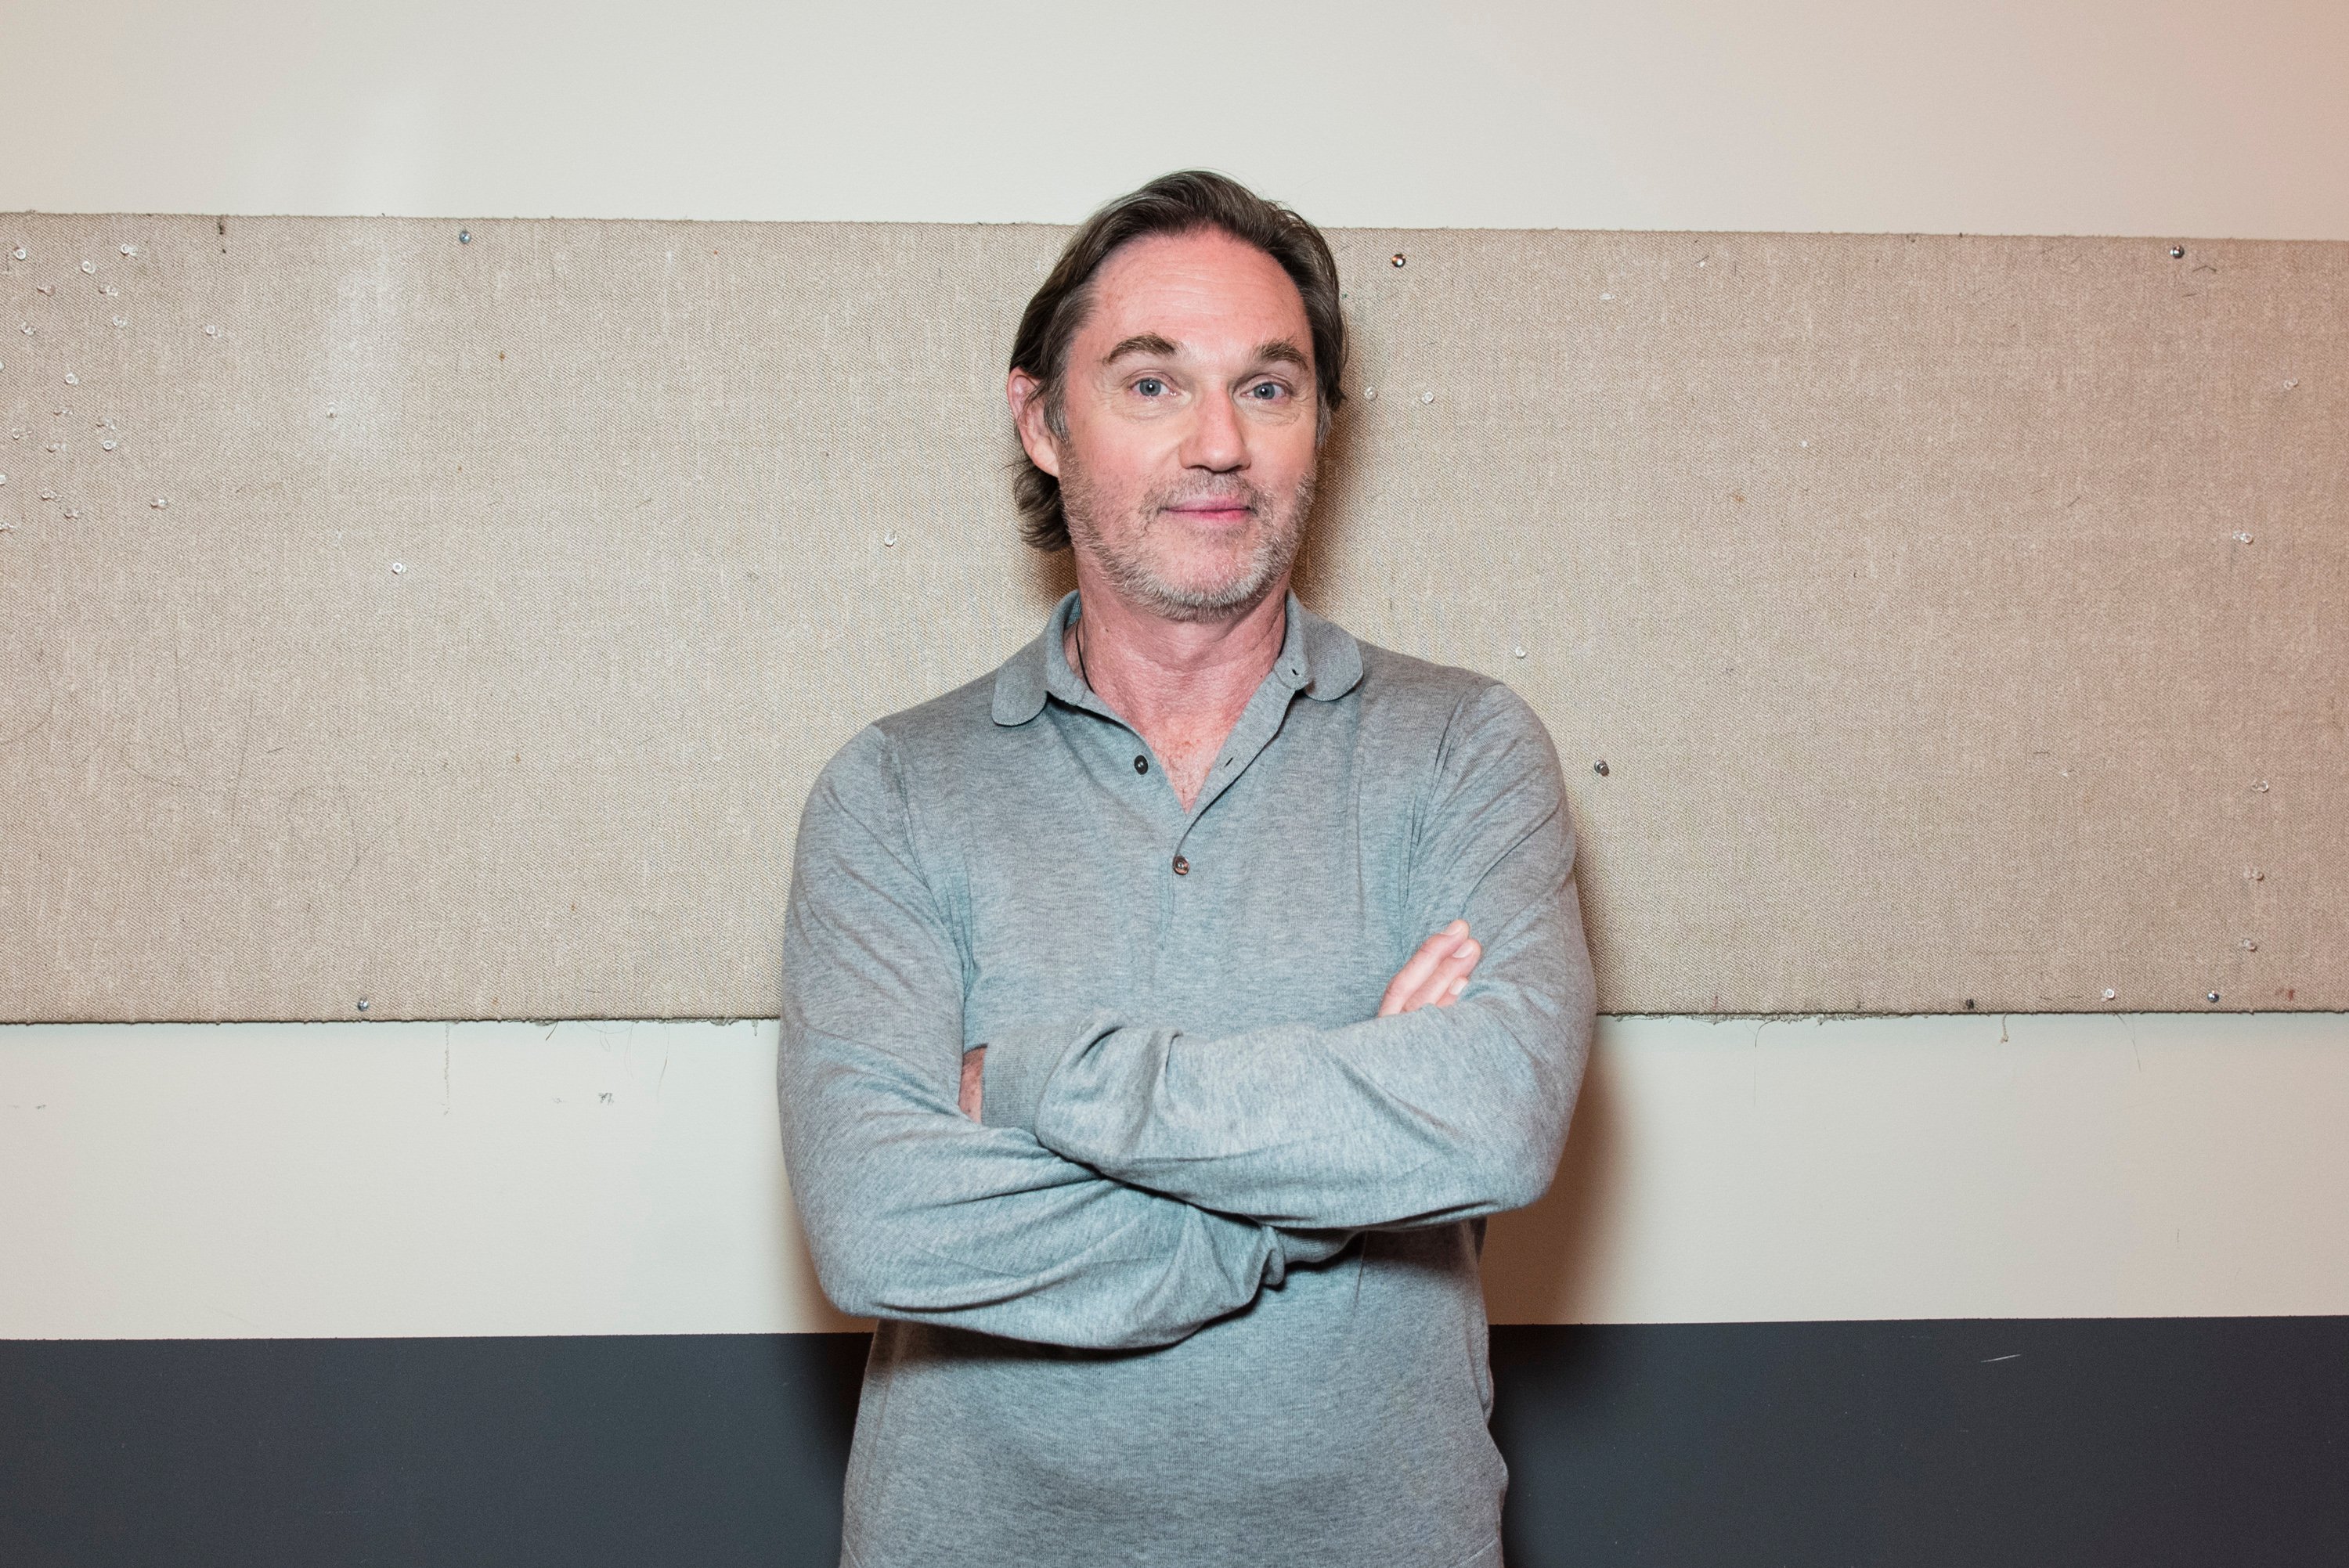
776,589 -> 1597,1568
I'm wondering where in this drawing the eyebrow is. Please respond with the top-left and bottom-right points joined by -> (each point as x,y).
1100,333 -> 1312,371
1103,333 -> 1180,363
1250,338 -> 1311,371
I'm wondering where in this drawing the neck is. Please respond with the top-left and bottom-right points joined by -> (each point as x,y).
1065,565 -> 1291,806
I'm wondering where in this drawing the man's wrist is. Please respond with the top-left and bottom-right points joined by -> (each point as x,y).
958,1047 -> 987,1119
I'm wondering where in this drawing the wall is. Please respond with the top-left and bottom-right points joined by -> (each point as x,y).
8,0 -> 2349,239
4,5 -> 2346,1566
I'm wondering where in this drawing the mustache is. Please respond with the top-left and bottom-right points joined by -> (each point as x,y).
1149,481 -> 1267,513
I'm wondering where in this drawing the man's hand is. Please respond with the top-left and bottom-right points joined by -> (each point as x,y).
1377,920 -> 1481,1017
961,1046 -> 987,1120
956,922 -> 1478,1119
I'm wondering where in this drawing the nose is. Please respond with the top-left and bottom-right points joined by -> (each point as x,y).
1180,386 -> 1248,474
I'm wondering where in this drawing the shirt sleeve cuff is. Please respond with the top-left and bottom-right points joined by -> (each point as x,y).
1276,1228 -> 1358,1271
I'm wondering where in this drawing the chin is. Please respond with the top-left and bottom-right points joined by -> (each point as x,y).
1126,546 -> 1289,621
1070,484 -> 1312,621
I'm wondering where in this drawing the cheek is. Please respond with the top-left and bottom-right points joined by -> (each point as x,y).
1070,454 -> 1146,514
1059,449 -> 1151,533
1065,413 -> 1167,488
1254,424 -> 1320,488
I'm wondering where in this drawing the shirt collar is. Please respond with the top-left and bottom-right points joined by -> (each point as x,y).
990,588 -> 1364,726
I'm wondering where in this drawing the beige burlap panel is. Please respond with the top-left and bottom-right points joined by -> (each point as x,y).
0,218 -> 2339,1020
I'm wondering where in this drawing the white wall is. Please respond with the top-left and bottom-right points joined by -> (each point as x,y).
9,1014 -> 2346,1338
5,2 -> 2345,1339
5,1 -> 2347,238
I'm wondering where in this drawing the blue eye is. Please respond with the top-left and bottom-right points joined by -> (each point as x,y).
1247,381 -> 1282,400
1135,377 -> 1166,397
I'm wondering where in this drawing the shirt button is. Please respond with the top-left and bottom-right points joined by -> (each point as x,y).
1134,755 -> 1149,774
1171,855 -> 1189,876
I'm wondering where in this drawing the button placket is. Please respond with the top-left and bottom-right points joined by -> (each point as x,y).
1186,684 -> 1295,824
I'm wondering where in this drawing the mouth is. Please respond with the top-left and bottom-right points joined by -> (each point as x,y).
1162,499 -> 1255,525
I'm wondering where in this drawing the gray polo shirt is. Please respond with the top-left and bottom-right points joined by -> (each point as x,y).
777,589 -> 1595,1568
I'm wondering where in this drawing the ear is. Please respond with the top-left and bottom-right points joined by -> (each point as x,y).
1006,369 -> 1062,479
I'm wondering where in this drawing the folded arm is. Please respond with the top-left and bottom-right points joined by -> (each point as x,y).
776,727 -> 1344,1352
977,683 -> 1597,1231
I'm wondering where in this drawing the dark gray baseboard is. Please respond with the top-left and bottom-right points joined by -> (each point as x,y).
5,1318 -> 2344,1566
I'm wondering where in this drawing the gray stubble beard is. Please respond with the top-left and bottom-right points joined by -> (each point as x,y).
1061,460 -> 1319,624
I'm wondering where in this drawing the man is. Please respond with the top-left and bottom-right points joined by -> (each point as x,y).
777,171 -> 1595,1567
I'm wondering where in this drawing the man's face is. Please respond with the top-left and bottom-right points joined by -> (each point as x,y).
1016,229 -> 1321,622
